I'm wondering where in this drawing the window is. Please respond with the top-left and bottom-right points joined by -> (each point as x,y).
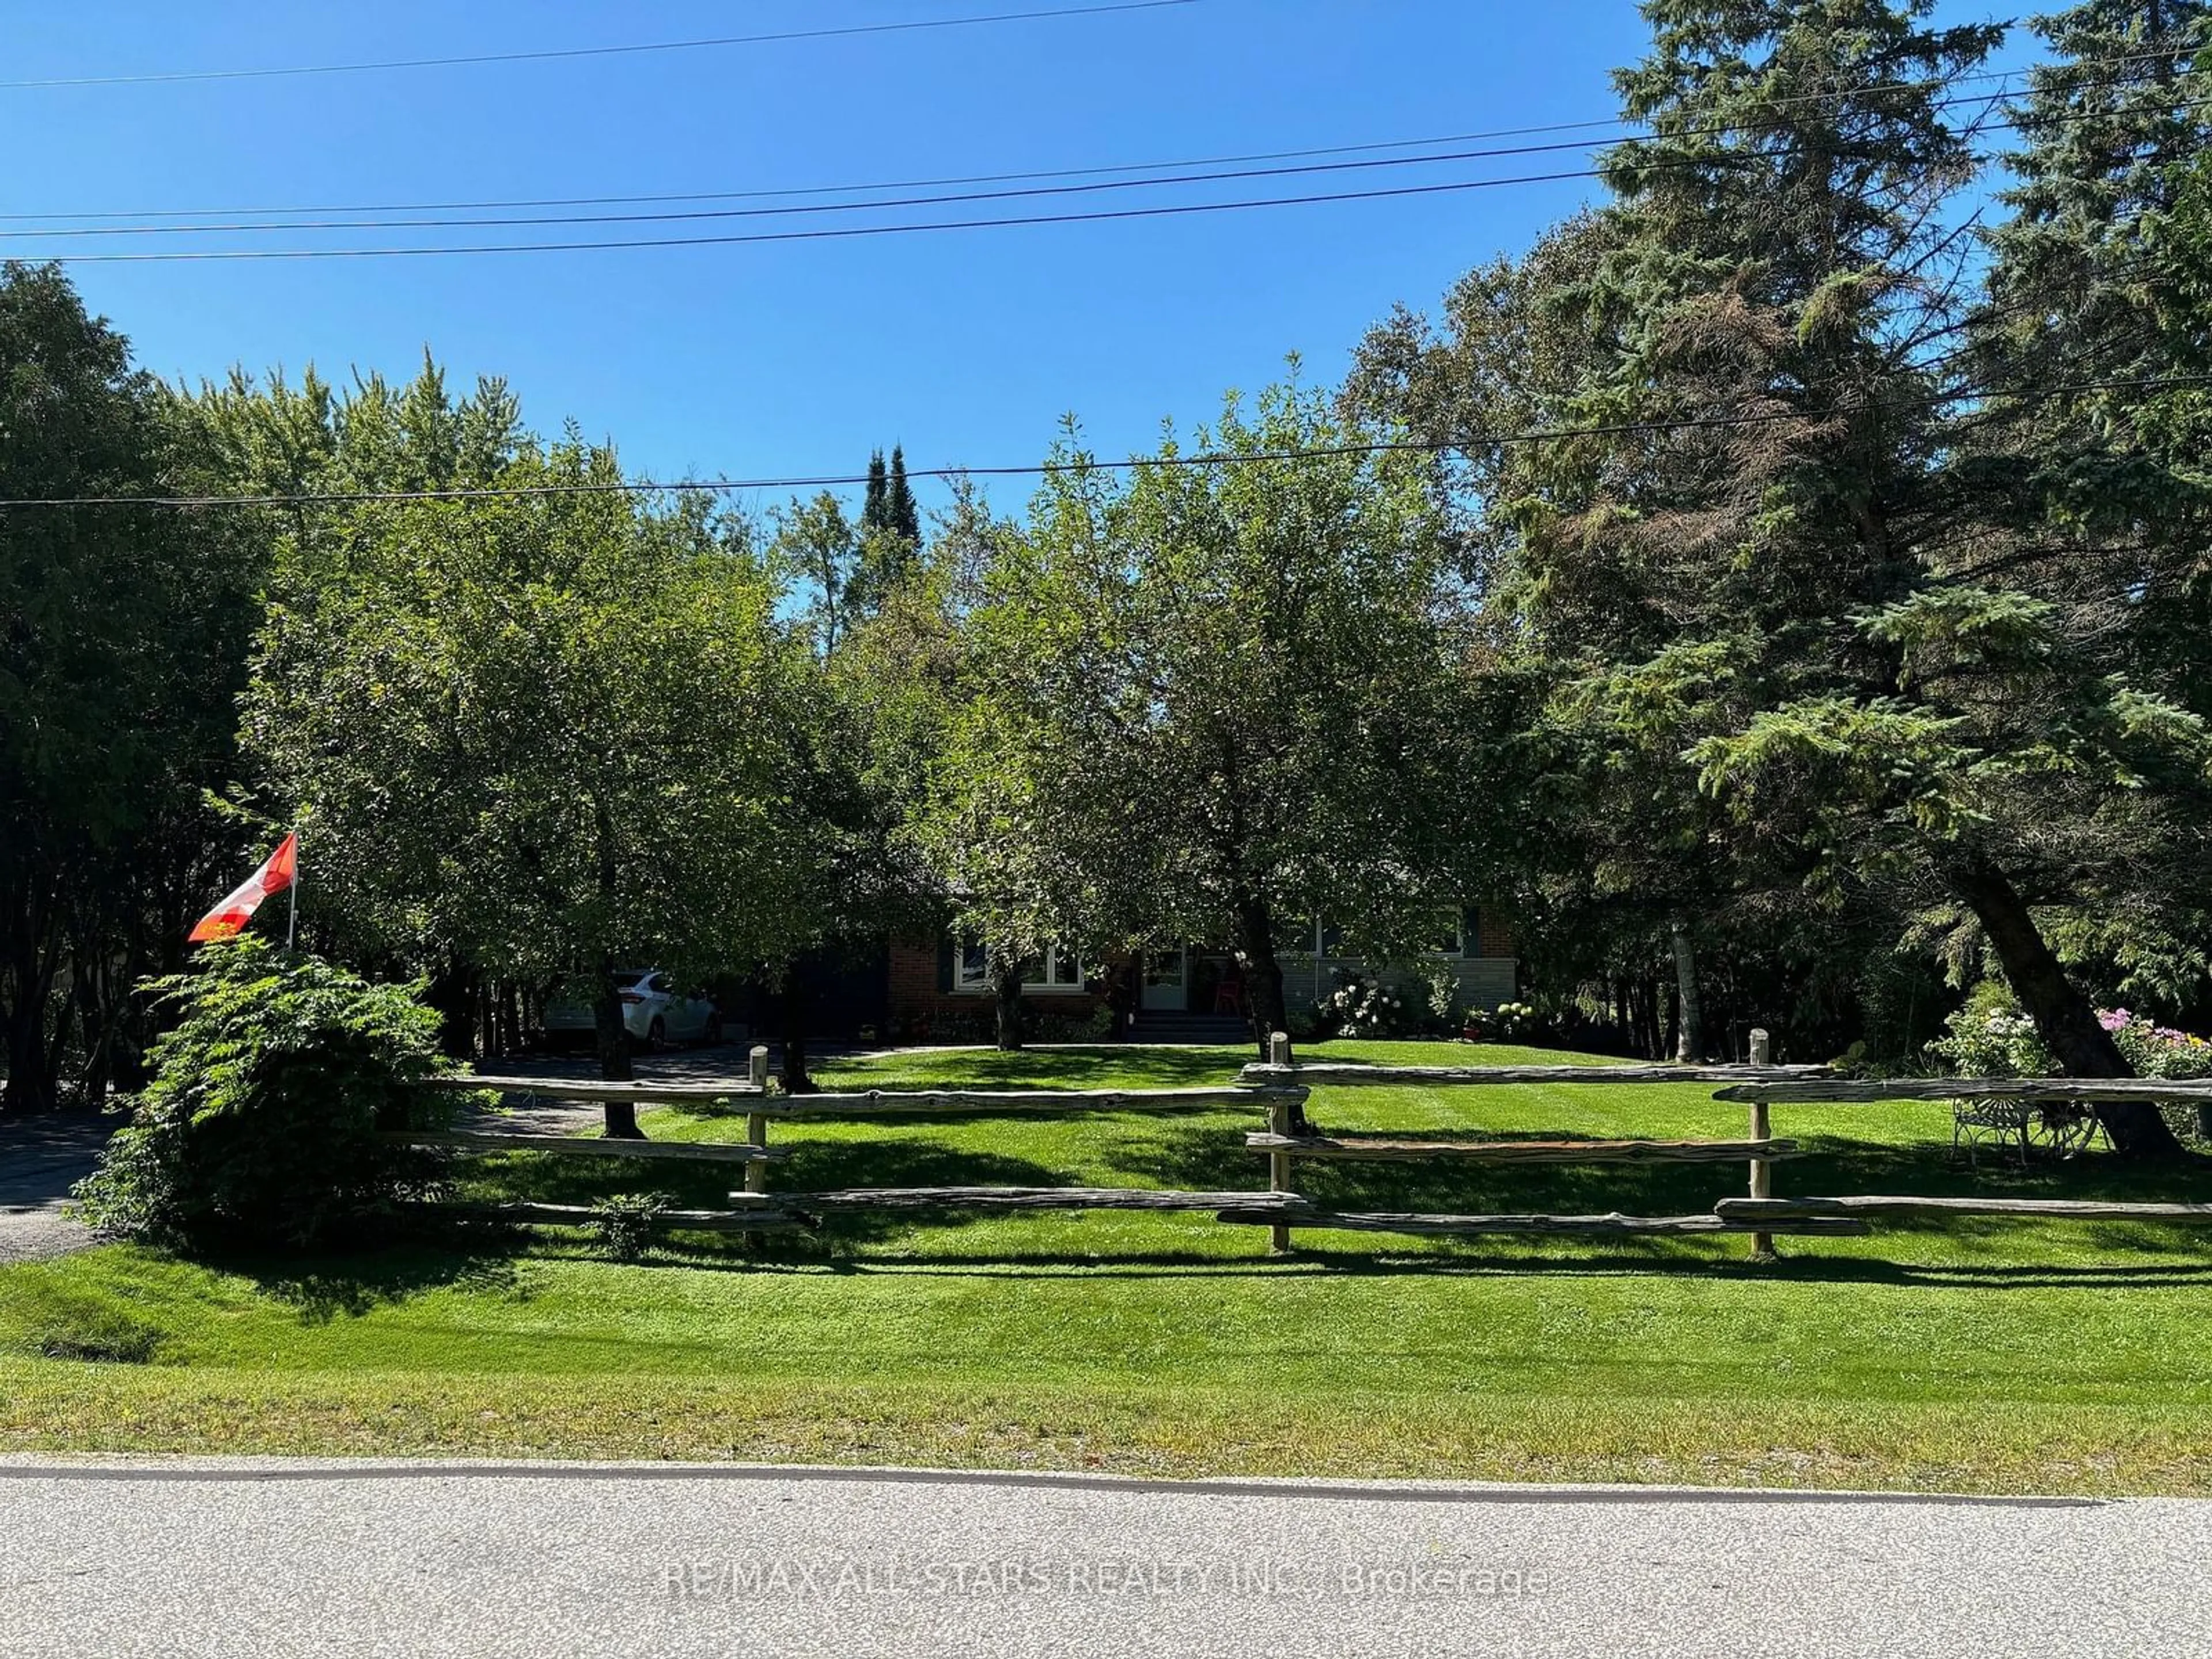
956,941 -> 990,991
1434,907 -> 1482,958
952,937 -> 1086,994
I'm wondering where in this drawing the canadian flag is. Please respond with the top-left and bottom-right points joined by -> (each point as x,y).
189,834 -> 299,944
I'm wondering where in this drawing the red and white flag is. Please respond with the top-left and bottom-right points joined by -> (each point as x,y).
189,834 -> 298,944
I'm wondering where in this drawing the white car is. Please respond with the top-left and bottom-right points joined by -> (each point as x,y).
543,969 -> 723,1050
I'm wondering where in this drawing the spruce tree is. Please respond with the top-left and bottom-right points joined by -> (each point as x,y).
887,444 -> 922,550
861,448 -> 890,539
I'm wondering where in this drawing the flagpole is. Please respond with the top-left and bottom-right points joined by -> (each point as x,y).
288,831 -> 300,949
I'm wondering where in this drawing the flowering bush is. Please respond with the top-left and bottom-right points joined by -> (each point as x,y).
2103,1008 -> 2212,1081
1461,1000 -> 1546,1043
1930,982 -> 2212,1080
1320,972 -> 1421,1039
1927,982 -> 2052,1078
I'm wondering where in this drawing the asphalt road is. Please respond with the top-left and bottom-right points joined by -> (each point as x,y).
2,1460 -> 2204,1658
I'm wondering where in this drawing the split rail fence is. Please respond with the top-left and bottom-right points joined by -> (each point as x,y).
405,1034 -> 2212,1257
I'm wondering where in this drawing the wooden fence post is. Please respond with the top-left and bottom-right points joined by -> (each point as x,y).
745,1046 -> 771,1198
1746,1028 -> 1775,1260
1267,1031 -> 1294,1255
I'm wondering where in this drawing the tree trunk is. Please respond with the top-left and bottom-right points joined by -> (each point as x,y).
585,789 -> 641,1137
1231,892 -> 1306,1133
991,956 -> 1024,1051
2,971 -> 56,1115
1942,851 -> 2186,1160
2,999 -> 55,1115
425,961 -> 478,1061
592,952 -> 641,1138
781,971 -> 817,1094
1671,921 -> 1703,1064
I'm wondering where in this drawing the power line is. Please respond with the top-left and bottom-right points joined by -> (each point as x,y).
0,78 -> 2119,244
3,37 -> 2193,230
0,1 -> 1202,91
0,121 -> 1637,225
14,65 -> 2206,262
10,171 -> 1613,264
6,373 -> 2206,511
0,139 -> 1685,243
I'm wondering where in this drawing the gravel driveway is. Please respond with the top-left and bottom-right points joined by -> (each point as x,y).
0,1114 -> 115,1264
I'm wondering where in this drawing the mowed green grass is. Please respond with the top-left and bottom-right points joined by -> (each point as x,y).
3,1039 -> 2210,1493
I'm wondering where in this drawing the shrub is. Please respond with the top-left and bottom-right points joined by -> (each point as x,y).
1462,1001 -> 1548,1043
1927,980 -> 2051,1078
588,1193 -> 668,1261
73,938 -> 469,1251
1320,971 -> 1422,1039
1929,982 -> 2212,1081
1930,982 -> 2212,1144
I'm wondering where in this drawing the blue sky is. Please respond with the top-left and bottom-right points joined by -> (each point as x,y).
7,1 -> 2027,521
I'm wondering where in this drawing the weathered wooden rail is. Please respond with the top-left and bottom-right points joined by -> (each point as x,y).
1214,1207 -> 1870,1238
730,1187 -> 1309,1217
418,1047 -> 1312,1240
411,1038 -> 2211,1262
416,1200 -> 806,1233
1235,1032 -> 1831,1255
1244,1134 -> 1802,1165
1715,1076 -> 2212,1106
1239,1062 -> 1831,1088
421,1075 -> 763,1105
1719,1195 -> 2212,1224
392,1130 -> 785,1164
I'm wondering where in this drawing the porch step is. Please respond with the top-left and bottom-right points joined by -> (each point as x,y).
1128,1012 -> 1252,1045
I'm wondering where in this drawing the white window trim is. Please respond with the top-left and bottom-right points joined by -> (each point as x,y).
953,940 -> 1088,995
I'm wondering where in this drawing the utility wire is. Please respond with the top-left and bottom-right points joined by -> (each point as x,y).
5,76 -> 2169,244
0,1 -> 1202,90
6,39 -> 2196,230
5,373 -> 2206,511
14,69 -> 2205,262
6,171 -> 1615,263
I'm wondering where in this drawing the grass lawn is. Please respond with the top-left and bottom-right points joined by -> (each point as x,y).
4,1039 -> 2211,1494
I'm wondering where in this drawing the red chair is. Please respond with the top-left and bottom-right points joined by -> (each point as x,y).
1213,973 -> 1245,1017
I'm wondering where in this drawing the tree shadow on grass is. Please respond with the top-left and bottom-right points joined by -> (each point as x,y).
1126,1118 -> 2212,1219
226,1244 -> 523,1325
813,1046 -> 1248,1092
445,1132 -> 1076,1257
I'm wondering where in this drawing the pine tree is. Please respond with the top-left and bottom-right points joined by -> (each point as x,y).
1504,0 -> 2006,1071
1975,1 -> 2212,717
1929,1 -> 2212,1073
861,449 -> 890,539
887,444 -> 921,550
1482,1 -> 2196,1152
1582,0 -> 2200,1153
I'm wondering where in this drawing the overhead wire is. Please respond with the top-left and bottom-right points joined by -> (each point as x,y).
10,61 -> 2205,262
0,39 -> 2196,233
0,1 -> 1204,91
3,373 -> 2206,511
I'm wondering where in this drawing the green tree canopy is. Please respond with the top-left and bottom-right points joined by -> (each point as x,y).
941,380 -> 1491,1065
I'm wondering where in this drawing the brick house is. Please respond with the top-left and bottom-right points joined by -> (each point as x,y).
884,910 -> 1518,1039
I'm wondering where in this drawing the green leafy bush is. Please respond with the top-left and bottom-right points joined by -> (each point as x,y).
1930,980 -> 2212,1145
1319,971 -> 1422,1039
588,1193 -> 668,1261
1927,980 -> 2052,1078
73,938 -> 468,1251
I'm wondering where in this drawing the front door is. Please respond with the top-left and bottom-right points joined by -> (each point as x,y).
1141,947 -> 1188,1012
